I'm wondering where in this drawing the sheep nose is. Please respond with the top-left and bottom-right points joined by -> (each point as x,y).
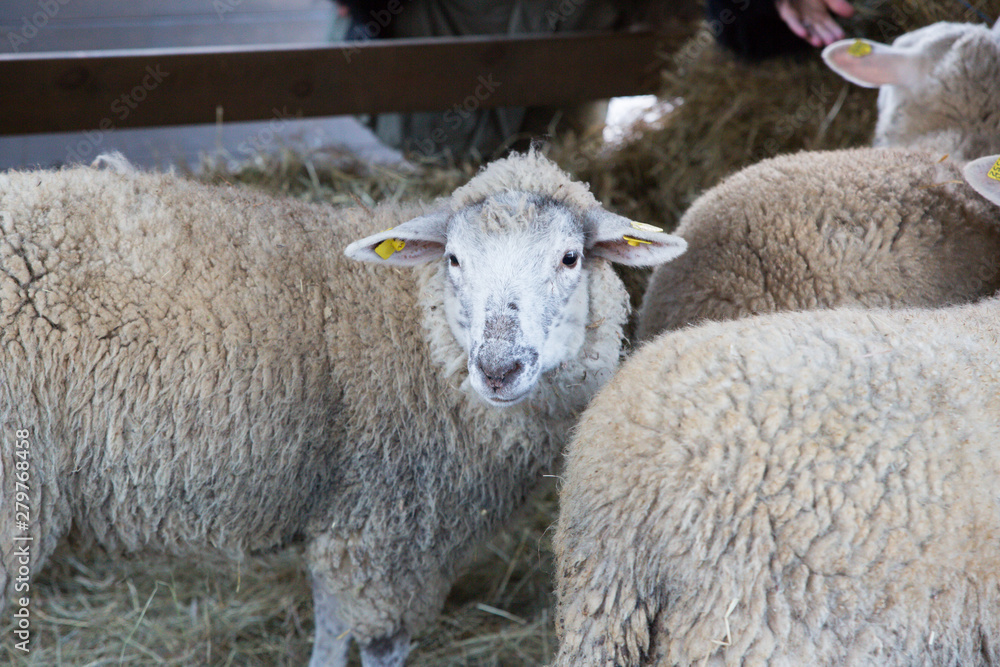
478,358 -> 523,390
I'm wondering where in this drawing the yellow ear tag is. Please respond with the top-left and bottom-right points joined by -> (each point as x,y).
623,235 -> 651,247
374,238 -> 406,259
630,221 -> 663,233
988,157 -> 1000,182
847,39 -> 872,57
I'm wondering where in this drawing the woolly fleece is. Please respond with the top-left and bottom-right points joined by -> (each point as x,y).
450,148 -> 599,214
554,298 -> 1000,666
0,162 -> 629,647
636,147 -> 1000,340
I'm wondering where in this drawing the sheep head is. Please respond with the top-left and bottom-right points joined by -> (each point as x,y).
345,159 -> 685,407
822,21 -> 1000,160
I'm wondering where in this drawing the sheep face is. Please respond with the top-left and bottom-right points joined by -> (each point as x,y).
442,193 -> 589,405
345,190 -> 686,407
823,21 -> 1000,158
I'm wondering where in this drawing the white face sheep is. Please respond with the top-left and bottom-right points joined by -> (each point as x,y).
823,20 -> 1000,162
0,150 -> 685,667
552,153 -> 1000,667
635,147 -> 1000,340
346,183 -> 676,406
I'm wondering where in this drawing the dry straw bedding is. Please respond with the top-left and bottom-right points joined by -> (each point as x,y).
4,1 -> 998,664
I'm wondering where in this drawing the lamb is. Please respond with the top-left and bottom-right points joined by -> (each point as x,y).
823,20 -> 1000,163
551,153 -> 1000,667
635,146 -> 1000,340
0,150 -> 686,666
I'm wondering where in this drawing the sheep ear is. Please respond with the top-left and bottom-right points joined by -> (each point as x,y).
583,208 -> 686,267
822,39 -> 927,88
963,155 -> 1000,207
345,210 -> 450,266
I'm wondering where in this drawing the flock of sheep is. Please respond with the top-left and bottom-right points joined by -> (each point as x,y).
2,18 -> 1000,667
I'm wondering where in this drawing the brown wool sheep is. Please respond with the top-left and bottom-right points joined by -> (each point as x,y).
555,299 -> 1000,666
0,151 -> 685,666
551,153 -> 1000,667
635,147 -> 1000,340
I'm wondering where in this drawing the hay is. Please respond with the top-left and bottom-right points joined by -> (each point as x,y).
2,485 -> 559,667
197,149 -> 474,208
2,548 -> 313,666
6,3 -> 1000,664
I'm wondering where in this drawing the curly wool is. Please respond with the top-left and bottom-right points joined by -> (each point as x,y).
636,147 -> 1000,340
554,298 -> 1000,666
450,148 -> 600,214
0,163 -> 629,645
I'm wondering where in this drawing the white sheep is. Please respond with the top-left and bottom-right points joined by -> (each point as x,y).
552,154 -> 1000,667
823,20 -> 1000,162
635,146 -> 1000,340
0,150 -> 686,666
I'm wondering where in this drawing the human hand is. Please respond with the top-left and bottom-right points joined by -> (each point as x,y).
775,0 -> 855,47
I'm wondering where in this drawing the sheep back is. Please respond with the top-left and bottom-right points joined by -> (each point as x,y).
556,301 -> 1000,666
636,148 -> 1000,340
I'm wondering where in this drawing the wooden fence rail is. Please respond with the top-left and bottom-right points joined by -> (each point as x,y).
0,30 -> 665,135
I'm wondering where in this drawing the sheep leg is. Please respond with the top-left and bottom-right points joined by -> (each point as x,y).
360,630 -> 411,667
308,575 -> 350,667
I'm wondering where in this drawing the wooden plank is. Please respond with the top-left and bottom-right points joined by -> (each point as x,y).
0,30 -> 662,135
0,0 -> 330,21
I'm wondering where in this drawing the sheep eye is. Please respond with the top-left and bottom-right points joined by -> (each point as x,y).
448,254 -> 460,268
562,251 -> 579,268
